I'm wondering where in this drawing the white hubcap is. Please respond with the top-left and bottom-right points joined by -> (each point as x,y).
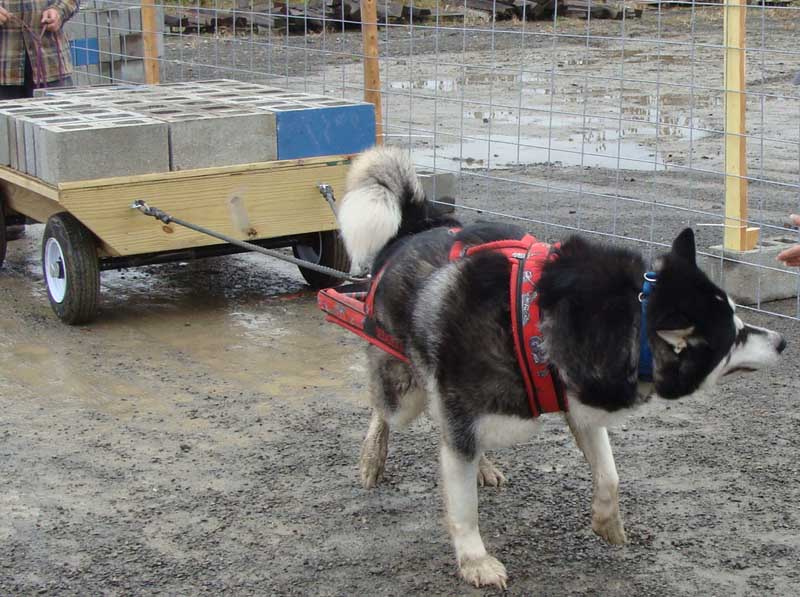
44,237 -> 67,303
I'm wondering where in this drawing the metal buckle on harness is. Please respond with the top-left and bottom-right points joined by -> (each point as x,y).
638,271 -> 657,303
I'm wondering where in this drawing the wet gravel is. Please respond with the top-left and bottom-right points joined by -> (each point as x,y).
1,224 -> 799,595
2,7 -> 800,595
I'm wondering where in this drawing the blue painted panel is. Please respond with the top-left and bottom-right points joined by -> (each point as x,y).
70,38 -> 100,67
276,104 -> 376,160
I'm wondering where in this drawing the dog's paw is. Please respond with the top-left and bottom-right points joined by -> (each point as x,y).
360,461 -> 384,489
359,416 -> 389,489
592,516 -> 627,545
359,448 -> 386,489
477,455 -> 507,488
459,555 -> 508,589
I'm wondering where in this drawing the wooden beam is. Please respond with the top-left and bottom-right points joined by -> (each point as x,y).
57,160 -> 348,256
723,0 -> 758,251
0,181 -> 63,223
0,166 -> 59,200
141,0 -> 161,84
361,0 -> 383,145
56,155 -> 352,191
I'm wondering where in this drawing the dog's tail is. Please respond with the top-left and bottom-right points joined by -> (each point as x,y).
336,146 -> 428,274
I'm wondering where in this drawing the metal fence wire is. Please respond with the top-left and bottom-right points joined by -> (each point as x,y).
72,0 -> 800,319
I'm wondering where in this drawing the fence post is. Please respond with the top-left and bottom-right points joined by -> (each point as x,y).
141,0 -> 161,85
723,0 -> 758,251
360,0 -> 383,145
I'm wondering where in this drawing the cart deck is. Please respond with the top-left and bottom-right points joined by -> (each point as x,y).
0,154 -> 353,324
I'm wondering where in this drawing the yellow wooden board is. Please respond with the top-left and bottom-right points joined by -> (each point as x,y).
723,0 -> 758,251
1,180 -> 63,223
53,156 -> 349,257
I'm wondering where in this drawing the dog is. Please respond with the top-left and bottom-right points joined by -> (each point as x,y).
332,146 -> 786,589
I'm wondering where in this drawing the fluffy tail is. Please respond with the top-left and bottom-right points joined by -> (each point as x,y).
336,146 -> 426,274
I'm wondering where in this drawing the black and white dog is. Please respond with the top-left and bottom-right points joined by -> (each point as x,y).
334,147 -> 786,589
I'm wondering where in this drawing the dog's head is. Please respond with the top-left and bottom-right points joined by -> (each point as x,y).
647,228 -> 786,399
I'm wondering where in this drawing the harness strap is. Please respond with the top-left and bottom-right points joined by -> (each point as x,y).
449,234 -> 565,417
321,230 -> 567,418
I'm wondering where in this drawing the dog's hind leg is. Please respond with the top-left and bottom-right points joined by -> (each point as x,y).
360,410 -> 389,489
477,453 -> 506,487
441,443 -> 508,589
360,347 -> 427,489
566,412 -> 627,545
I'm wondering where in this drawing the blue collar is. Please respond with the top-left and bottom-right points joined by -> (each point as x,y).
638,272 -> 657,382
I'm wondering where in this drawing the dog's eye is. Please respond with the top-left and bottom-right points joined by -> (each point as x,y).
714,295 -> 726,302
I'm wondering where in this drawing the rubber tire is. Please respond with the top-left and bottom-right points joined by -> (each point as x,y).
0,198 -> 6,270
42,212 -> 100,325
292,230 -> 351,289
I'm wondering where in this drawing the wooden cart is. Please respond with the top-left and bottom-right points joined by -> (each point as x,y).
0,155 -> 351,324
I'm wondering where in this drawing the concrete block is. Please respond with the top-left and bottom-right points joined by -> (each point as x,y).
0,116 -> 9,165
275,104 -> 376,160
100,59 -> 146,83
120,32 -> 165,57
14,119 -> 26,172
699,237 -> 800,305
0,105 -> 60,168
166,112 -> 277,171
417,170 -> 456,213
17,112 -> 81,175
71,68 -> 113,87
33,118 -> 170,184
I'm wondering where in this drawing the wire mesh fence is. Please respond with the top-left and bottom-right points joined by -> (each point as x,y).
70,0 -> 800,319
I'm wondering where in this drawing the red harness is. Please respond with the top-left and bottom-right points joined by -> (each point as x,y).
317,234 -> 567,417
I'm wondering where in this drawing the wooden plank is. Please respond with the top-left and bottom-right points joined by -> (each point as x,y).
56,160 -> 350,257
56,156 -> 351,191
361,0 -> 383,145
0,181 -> 63,223
723,0 -> 758,251
141,0 -> 161,84
0,166 -> 59,200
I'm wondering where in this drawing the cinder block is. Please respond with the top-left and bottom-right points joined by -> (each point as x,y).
275,104 -> 376,160
100,59 -> 146,83
417,170 -> 456,213
17,112 -> 80,174
166,112 -> 277,171
700,238 -> 800,305
33,118 -> 170,184
120,32 -> 165,57
0,105 -> 60,168
14,119 -> 26,172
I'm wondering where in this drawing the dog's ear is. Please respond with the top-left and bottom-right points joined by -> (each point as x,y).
656,326 -> 695,354
671,228 -> 696,264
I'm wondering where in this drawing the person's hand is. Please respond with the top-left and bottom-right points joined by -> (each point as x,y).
41,8 -> 61,32
777,214 -> 800,267
0,7 -> 11,26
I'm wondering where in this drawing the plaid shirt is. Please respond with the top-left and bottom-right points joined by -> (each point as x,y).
0,0 -> 78,85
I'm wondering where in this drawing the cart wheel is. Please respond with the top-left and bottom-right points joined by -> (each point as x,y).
42,213 -> 100,325
0,198 -> 6,269
292,230 -> 350,289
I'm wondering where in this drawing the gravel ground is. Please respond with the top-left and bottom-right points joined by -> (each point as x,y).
2,7 -> 800,596
1,228 -> 799,595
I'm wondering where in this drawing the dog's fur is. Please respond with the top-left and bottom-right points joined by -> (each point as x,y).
335,147 -> 786,589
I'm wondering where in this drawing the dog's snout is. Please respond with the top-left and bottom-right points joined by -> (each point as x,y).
776,334 -> 787,354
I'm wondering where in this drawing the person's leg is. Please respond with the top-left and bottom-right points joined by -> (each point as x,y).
0,84 -> 27,100
3,56 -> 34,240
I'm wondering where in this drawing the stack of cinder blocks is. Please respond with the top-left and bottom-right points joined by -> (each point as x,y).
0,80 -> 376,184
65,0 -> 164,85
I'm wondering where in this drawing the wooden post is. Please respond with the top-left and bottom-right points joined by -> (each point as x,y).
723,0 -> 758,251
141,0 -> 161,85
360,0 -> 383,145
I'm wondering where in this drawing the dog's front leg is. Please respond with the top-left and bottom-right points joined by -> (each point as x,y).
440,443 -> 507,589
566,415 -> 627,545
